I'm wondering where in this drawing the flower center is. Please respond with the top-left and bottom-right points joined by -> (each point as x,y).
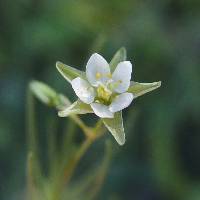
96,85 -> 112,105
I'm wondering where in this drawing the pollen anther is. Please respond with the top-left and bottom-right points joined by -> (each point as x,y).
96,72 -> 102,79
106,73 -> 112,78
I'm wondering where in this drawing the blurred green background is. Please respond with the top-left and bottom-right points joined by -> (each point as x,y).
0,0 -> 200,199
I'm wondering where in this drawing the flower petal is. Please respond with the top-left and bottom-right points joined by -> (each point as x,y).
112,61 -> 132,93
109,92 -> 134,113
90,103 -> 114,118
86,53 -> 110,87
71,77 -> 96,104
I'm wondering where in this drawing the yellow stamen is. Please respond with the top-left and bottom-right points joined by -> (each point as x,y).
96,72 -> 102,79
97,85 -> 112,104
106,73 -> 112,78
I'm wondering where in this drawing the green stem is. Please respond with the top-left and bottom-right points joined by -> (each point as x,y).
61,118 -> 77,156
27,152 -> 34,200
51,136 -> 94,200
51,132 -> 95,200
70,115 -> 91,137
63,120 -> 104,184
88,140 -> 112,200
63,137 -> 94,184
51,120 -> 105,200
26,88 -> 42,199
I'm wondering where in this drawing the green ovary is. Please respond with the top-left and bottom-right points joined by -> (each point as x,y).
96,85 -> 112,105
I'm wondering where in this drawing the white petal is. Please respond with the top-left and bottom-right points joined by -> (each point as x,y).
86,53 -> 110,87
91,103 -> 114,118
71,77 -> 96,104
112,61 -> 132,93
109,93 -> 134,113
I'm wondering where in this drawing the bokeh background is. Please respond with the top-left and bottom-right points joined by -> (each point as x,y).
0,0 -> 200,199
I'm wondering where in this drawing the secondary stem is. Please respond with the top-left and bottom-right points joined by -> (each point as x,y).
51,119 -> 105,200
70,115 -> 91,137
63,119 -> 105,184
63,137 -> 94,184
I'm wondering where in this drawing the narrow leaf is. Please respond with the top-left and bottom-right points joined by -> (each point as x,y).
58,100 -> 93,117
109,47 -> 127,72
103,111 -> 125,145
56,61 -> 86,83
128,81 -> 161,98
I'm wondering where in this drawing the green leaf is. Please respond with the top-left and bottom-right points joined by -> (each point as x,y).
103,111 -> 125,145
29,80 -> 59,107
58,99 -> 93,117
128,81 -> 161,98
56,61 -> 86,83
109,47 -> 127,72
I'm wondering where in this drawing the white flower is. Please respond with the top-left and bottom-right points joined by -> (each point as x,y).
71,53 -> 134,119
56,48 -> 161,145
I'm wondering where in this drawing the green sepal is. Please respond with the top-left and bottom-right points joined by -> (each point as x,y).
58,99 -> 93,117
56,61 -> 86,83
103,111 -> 125,145
56,94 -> 71,110
128,81 -> 161,98
109,47 -> 127,72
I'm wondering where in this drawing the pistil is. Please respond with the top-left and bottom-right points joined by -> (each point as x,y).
96,85 -> 112,105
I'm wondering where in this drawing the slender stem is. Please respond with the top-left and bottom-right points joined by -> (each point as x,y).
94,120 -> 106,139
70,115 -> 91,137
63,119 -> 105,184
88,141 -> 112,200
61,118 -> 77,156
27,152 -> 34,200
26,88 -> 42,199
51,118 -> 105,200
63,137 -> 93,184
26,89 -> 39,162
51,129 -> 97,200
